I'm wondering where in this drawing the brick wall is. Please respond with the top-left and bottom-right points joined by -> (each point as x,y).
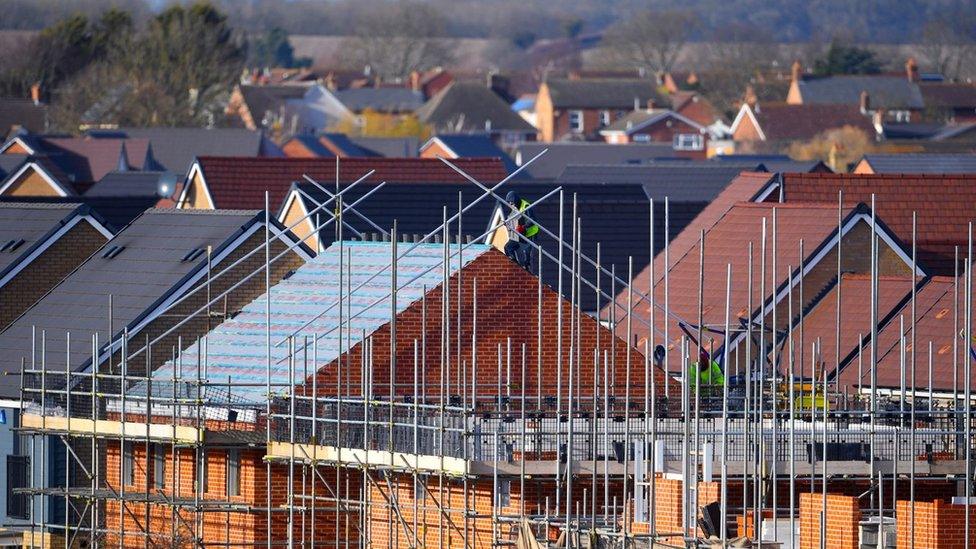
0,220 -> 107,329
305,249 -> 674,402
799,492 -> 860,549
895,499 -> 976,549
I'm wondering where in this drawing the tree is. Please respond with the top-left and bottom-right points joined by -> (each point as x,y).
787,126 -> 875,172
249,27 -> 310,68
330,109 -> 430,139
917,9 -> 976,81
812,41 -> 882,76
601,10 -> 697,74
341,2 -> 454,80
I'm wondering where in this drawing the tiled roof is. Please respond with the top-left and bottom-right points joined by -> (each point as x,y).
712,154 -> 830,173
85,171 -> 167,197
416,82 -> 536,133
240,85 -> 308,121
791,273 -> 915,379
919,83 -> 976,110
86,127 -> 275,173
334,87 -> 425,113
143,241 -> 491,401
544,78 -> 664,109
0,202 -> 89,281
318,133 -> 380,157
36,136 -> 154,183
513,142 -> 676,180
555,163 -> 756,201
797,76 -> 924,110
193,156 -> 510,211
0,99 -> 47,138
601,109 -> 694,133
835,275 -> 966,391
781,173 -> 976,274
428,134 -> 519,172
635,202 -> 866,368
749,103 -> 876,140
858,153 -> 976,174
0,209 -> 270,398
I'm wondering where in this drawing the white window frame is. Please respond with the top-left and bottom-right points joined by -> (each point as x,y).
673,133 -> 704,151
569,110 -> 584,133
599,110 -> 610,127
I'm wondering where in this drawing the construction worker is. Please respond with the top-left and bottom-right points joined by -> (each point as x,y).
503,191 -> 539,271
689,349 -> 725,391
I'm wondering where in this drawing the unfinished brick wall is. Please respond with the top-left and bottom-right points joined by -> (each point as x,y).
306,249 -> 675,402
895,499 -> 976,549
799,492 -> 861,549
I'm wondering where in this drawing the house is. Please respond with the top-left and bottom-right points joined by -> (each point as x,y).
622,200 -> 920,368
729,102 -> 878,144
534,78 -> 665,142
283,134 -> 420,158
177,156 -> 509,212
598,109 -> 711,155
919,82 -> 976,123
40,238 -> 671,547
415,82 -> 537,148
852,153 -> 976,174
511,142 -> 677,180
419,134 -> 519,172
0,97 -> 47,139
0,203 -> 113,329
786,60 -> 924,122
225,84 -> 353,135
85,127 -> 283,174
334,87 -> 425,114
0,208 -> 310,546
0,134 -> 159,196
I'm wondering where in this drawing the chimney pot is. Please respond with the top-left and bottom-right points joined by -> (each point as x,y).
30,83 -> 40,105
859,90 -> 870,114
790,60 -> 802,83
906,57 -> 919,82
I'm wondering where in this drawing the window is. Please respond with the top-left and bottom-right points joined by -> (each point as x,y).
599,110 -> 610,127
198,452 -> 208,494
673,133 -> 704,151
568,110 -> 584,133
414,475 -> 426,500
633,134 -> 651,143
153,444 -> 165,489
6,455 -> 29,520
122,443 -> 134,486
496,479 -> 511,508
226,450 -> 240,496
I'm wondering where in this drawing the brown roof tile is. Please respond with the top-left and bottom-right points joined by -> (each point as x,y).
748,103 -> 876,141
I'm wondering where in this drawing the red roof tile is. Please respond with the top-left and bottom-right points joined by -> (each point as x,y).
782,173 -> 976,274
193,156 -> 510,210
835,275 -> 968,392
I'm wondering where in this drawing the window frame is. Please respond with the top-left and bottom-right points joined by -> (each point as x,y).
673,133 -> 704,151
568,110 -> 584,133
226,449 -> 241,497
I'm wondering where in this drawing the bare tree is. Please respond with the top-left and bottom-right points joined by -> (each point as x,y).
341,2 -> 454,80
917,12 -> 976,81
600,10 -> 697,75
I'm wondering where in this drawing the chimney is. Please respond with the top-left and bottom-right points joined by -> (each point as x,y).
410,70 -> 421,91
646,98 -> 655,111
790,60 -> 802,82
30,83 -> 40,105
906,57 -> 919,82
859,90 -> 870,114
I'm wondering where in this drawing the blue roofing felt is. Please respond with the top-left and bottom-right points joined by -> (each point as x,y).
144,241 -> 490,403
434,134 -> 519,172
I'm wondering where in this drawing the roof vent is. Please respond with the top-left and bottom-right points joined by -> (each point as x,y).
101,245 -> 125,259
181,248 -> 206,263
0,239 -> 25,253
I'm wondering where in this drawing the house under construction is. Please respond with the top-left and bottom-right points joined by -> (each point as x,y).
11,158 -> 976,549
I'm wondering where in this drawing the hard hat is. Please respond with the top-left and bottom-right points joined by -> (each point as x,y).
505,191 -> 520,204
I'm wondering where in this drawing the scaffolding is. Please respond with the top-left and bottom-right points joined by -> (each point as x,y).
14,156 -> 976,549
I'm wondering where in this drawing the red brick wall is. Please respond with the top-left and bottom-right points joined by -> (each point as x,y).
305,249 -> 674,402
799,492 -> 861,549
896,499 -> 976,549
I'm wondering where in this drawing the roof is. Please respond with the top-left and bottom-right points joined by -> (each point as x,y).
513,142 -> 676,180
34,136 -> 155,184
712,154 -> 830,173
919,83 -> 976,110
240,85 -> 308,121
290,180 -> 503,248
639,202 -> 913,369
780,173 -> 976,274
86,127 -> 275,174
740,103 -> 876,141
835,275 -> 966,391
416,82 -> 536,133
426,134 -> 519,172
189,156 -> 510,211
554,164 -> 757,201
142,241 -> 491,401
347,137 -> 419,158
334,87 -> 425,113
0,202 -> 92,283
0,153 -> 28,179
790,273 -> 915,378
797,76 -> 924,110
84,171 -> 166,197
543,78 -> 664,109
0,209 -> 280,398
858,154 -> 976,174
319,133 -> 380,157
601,109 -> 701,134
0,99 -> 47,137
